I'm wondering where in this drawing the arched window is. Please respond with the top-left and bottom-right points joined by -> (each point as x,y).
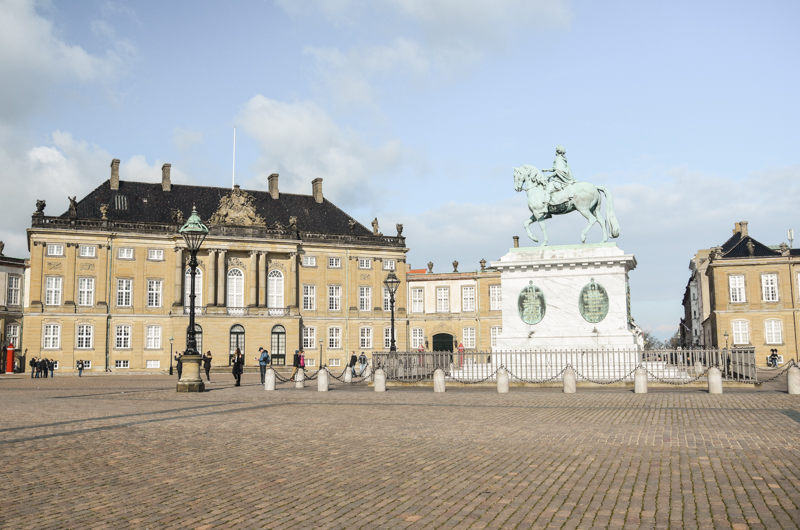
186,324 -> 202,353
229,324 -> 245,361
184,268 -> 203,313
227,268 -> 244,314
268,270 -> 284,309
271,325 -> 286,359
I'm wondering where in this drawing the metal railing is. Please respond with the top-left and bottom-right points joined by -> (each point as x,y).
372,348 -> 759,384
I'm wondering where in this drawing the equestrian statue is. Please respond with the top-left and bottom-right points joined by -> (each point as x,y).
513,145 -> 620,246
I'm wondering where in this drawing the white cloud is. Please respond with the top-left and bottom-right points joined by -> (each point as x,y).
121,155 -> 191,185
172,127 -> 204,152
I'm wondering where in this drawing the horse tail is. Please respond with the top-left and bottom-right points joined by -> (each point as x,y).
596,185 -> 620,239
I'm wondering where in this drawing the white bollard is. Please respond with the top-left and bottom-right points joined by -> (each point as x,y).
708,367 -> 722,394
788,366 -> 800,395
695,361 -> 704,375
344,369 -> 352,383
374,368 -> 386,392
294,368 -> 305,389
265,368 -> 276,391
634,367 -> 647,394
433,368 -> 446,393
497,368 -> 509,394
317,368 -> 329,392
563,367 -> 576,394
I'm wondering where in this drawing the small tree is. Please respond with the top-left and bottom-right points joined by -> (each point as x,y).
641,329 -> 662,350
667,330 -> 681,349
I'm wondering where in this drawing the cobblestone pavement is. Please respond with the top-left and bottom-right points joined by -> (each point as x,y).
1,373 -> 799,529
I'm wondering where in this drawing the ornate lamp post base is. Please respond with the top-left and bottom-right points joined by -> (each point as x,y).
176,354 -> 205,392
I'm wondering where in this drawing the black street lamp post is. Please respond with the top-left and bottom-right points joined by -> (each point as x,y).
383,270 -> 401,352
177,206 -> 208,392
169,336 -> 174,375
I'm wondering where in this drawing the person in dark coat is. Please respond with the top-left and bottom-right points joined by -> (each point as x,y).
290,350 -> 300,381
40,358 -> 48,378
202,351 -> 212,382
29,357 -> 36,378
349,351 -> 358,377
175,352 -> 183,379
232,348 -> 243,386
48,359 -> 55,378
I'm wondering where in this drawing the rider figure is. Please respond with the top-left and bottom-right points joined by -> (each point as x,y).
542,145 -> 576,206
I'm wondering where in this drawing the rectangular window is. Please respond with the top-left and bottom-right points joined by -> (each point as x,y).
305,358 -> 316,367
146,326 -> 161,349
45,277 -> 62,306
52,361 -> 59,369
729,275 -> 745,303
328,285 -> 341,311
462,286 -> 475,312
79,245 -> 96,257
6,323 -> 19,348
43,324 -> 60,349
76,325 -> 93,349
762,274 -> 778,302
47,244 -> 64,256
329,358 -> 341,367
82,360 -> 92,369
7,275 -> 20,306
412,288 -> 424,313
411,328 -> 424,349
383,288 -> 390,311
463,327 -> 476,348
328,327 -> 341,349
360,327 -> 372,349
117,279 -> 132,307
118,247 -> 134,259
302,327 -> 316,349
384,327 -> 397,349
146,360 -> 161,369
328,257 -> 341,268
302,256 -> 316,267
383,259 -> 396,270
78,277 -> 94,306
491,326 -> 502,349
115,325 -> 131,349
732,320 -> 749,345
115,360 -> 130,369
147,280 -> 163,307
436,287 -> 449,312
359,286 -> 371,311
359,258 -> 372,269
302,285 -> 316,310
765,320 -> 782,344
148,249 -> 164,260
490,285 -> 502,311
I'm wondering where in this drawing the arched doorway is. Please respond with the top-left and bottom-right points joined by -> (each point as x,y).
186,324 -> 202,353
229,324 -> 245,365
432,333 -> 454,352
271,325 -> 286,365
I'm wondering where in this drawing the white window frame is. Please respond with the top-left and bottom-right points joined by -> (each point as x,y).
411,328 -> 424,349
43,324 -> 60,349
78,277 -> 94,306
146,360 -> 161,369
302,284 -> 316,311
79,245 -> 96,258
268,270 -> 284,308
383,259 -> 396,270
147,280 -> 163,308
765,319 -> 782,344
358,258 -> 372,269
329,358 -> 341,367
360,327 -> 373,349
412,288 -> 424,313
227,268 -> 244,309
117,279 -> 132,307
732,320 -> 749,345
359,286 -> 372,311
328,327 -> 342,349
383,327 -> 397,349
328,257 -> 341,268
76,324 -> 93,349
47,244 -> 64,256
45,277 -> 62,306
761,273 -> 778,302
6,323 -> 20,348
490,285 -> 502,311
328,285 -> 341,311
146,325 -> 162,349
148,249 -> 164,261
462,285 -> 475,312
184,268 -> 203,310
82,360 -> 92,369
729,275 -> 745,303
436,287 -> 449,313
463,327 -> 476,349
383,288 -> 390,311
302,326 -> 316,349
118,247 -> 134,260
302,256 -> 316,267
115,360 -> 130,369
115,325 -> 131,349
491,326 -> 502,349
7,275 -> 20,306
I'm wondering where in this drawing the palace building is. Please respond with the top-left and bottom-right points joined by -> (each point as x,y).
0,247 -> 27,372
22,160 -> 408,372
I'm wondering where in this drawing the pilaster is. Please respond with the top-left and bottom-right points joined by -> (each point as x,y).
248,250 -> 257,307
258,251 -> 267,307
173,247 -> 184,308
217,250 -> 227,306
207,249 -> 216,306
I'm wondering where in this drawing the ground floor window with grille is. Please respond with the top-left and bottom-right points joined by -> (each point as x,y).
411,328 -> 424,349
302,326 -> 316,349
732,320 -> 749,345
360,327 -> 372,349
491,326 -> 502,349
329,327 -> 341,349
115,360 -> 130,368
116,325 -> 131,349
765,319 -> 782,344
78,360 -> 92,369
463,328 -> 476,348
329,358 -> 341,367
146,360 -> 161,369
305,358 -> 316,367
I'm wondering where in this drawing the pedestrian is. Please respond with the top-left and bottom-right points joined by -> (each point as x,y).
290,350 -> 300,380
40,358 -> 48,378
768,349 -> 779,368
202,351 -> 212,382
358,351 -> 367,375
255,347 -> 271,385
299,349 -> 306,374
175,352 -> 183,379
48,358 -> 55,378
29,356 -> 36,378
349,351 -> 358,377
77,360 -> 84,377
232,348 -> 243,386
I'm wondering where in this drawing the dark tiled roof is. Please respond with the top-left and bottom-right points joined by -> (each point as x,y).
718,232 -> 779,259
60,180 -> 371,236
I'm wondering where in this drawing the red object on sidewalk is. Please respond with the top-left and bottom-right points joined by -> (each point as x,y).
5,344 -> 14,374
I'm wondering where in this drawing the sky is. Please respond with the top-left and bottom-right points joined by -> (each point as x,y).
1,0 -> 798,339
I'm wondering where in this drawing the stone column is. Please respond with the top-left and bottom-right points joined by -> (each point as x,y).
707,367 -> 722,394
433,368 -> 446,393
258,252 -> 267,307
497,368 -> 509,393
173,247 -> 184,308
374,368 -> 386,392
634,367 -> 647,394
217,250 -> 226,306
248,250 -> 257,307
563,368 -> 577,393
265,368 -> 276,391
206,249 -> 216,306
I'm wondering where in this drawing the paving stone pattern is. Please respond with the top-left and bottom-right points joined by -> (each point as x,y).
1,374 -> 799,529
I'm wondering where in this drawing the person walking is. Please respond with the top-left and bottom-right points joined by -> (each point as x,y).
299,349 -> 306,375
175,352 -> 183,379
358,352 -> 367,376
255,347 -> 271,385
290,350 -> 301,380
232,348 -> 243,386
202,351 -> 212,382
29,356 -> 36,378
349,351 -> 358,377
77,360 -> 84,377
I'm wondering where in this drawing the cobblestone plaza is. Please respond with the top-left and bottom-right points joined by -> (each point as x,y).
2,375 -> 799,529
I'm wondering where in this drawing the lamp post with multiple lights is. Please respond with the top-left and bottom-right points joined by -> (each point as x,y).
383,270 -> 401,352
177,206 -> 208,392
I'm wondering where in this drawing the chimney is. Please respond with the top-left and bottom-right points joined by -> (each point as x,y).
161,163 -> 171,192
110,159 -> 120,190
268,173 -> 279,200
312,178 -> 323,204
733,221 -> 749,237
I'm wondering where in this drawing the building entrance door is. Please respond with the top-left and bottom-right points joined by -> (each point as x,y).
229,324 -> 245,365
432,333 -> 454,352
